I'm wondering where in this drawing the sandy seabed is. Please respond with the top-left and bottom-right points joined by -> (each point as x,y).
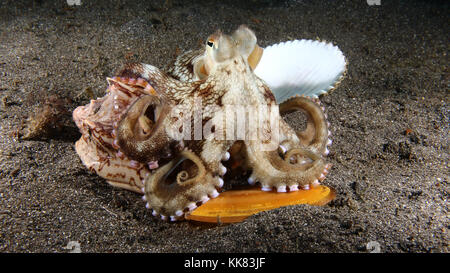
0,0 -> 448,253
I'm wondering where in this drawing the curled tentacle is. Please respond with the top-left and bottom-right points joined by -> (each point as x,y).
144,149 -> 222,219
174,149 -> 206,186
115,94 -> 175,163
245,141 -> 326,192
279,96 -> 331,155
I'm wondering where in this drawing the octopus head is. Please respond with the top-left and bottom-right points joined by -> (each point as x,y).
203,30 -> 239,74
196,26 -> 262,78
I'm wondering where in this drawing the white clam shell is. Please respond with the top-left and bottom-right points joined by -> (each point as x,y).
254,39 -> 347,103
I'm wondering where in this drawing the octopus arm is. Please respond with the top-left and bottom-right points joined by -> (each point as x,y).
113,63 -> 201,163
279,96 -> 331,156
114,94 -> 175,163
246,143 -> 327,192
144,149 -> 223,219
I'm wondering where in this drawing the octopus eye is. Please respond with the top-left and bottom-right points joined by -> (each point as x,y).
206,40 -> 214,47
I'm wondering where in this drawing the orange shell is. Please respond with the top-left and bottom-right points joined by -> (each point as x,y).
186,185 -> 336,223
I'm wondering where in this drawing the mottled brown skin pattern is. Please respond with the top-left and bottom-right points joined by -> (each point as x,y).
73,26 -> 332,221
166,49 -> 204,82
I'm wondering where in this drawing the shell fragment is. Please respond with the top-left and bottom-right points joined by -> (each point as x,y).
254,39 -> 346,103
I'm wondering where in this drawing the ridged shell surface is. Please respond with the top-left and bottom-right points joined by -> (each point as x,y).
254,40 -> 346,102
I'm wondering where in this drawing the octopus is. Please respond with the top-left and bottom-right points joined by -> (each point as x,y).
73,25 -> 346,221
